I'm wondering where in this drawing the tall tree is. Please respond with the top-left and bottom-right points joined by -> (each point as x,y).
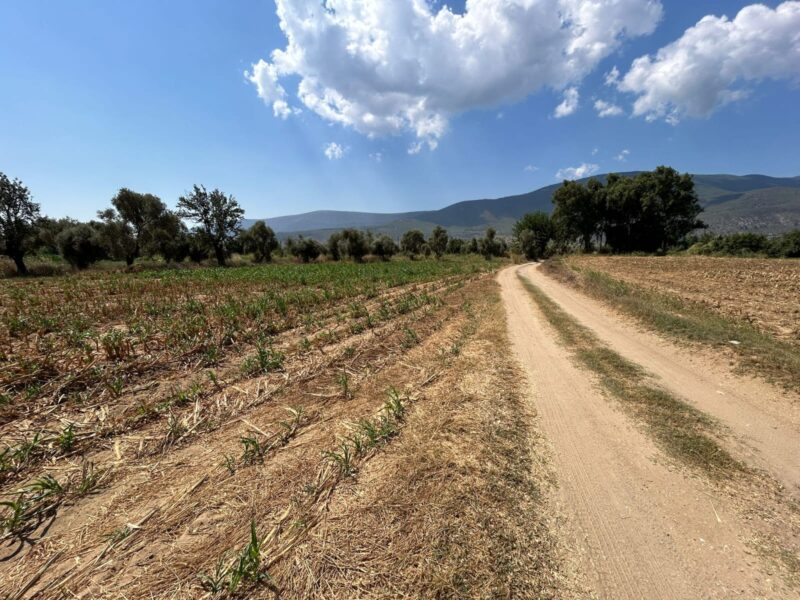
106,189 -> 169,265
513,212 -> 554,260
479,227 -> 500,260
428,226 -> 448,258
0,172 -> 40,275
177,185 -> 244,266
603,168 -> 704,252
552,179 -> 600,252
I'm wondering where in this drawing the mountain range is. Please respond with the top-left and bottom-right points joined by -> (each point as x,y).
244,173 -> 800,240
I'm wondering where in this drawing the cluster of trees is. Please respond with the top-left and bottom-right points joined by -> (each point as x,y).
686,230 -> 800,258
1,171 -> 510,275
513,167 -> 706,259
286,225 -> 508,263
0,172 -> 252,273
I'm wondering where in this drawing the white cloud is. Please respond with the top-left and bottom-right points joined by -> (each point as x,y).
604,66 -> 621,86
247,61 -> 300,119
594,99 -> 624,117
407,141 -> 424,155
369,152 -> 383,163
615,149 -> 630,161
554,87 -> 580,118
524,164 -> 539,172
619,1 -> 800,123
556,163 -> 599,180
324,142 -> 345,160
591,147 -> 599,155
248,0 -> 663,147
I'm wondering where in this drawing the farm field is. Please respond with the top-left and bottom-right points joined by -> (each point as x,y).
565,255 -> 800,346
0,257 -> 570,598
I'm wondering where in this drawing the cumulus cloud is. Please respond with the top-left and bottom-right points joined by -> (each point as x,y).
248,0 -> 663,147
554,87 -> 580,118
524,164 -> 539,172
591,147 -> 599,155
556,163 -> 599,180
247,61 -> 300,119
324,142 -> 345,160
594,99 -> 623,117
615,149 -> 630,161
619,1 -> 800,122
369,152 -> 383,163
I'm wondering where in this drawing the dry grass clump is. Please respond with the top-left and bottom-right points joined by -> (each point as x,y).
279,284 -> 569,599
543,257 -> 800,390
5,265 -> 560,598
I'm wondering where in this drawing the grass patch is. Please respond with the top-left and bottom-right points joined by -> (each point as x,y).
544,259 -> 800,389
519,274 -> 743,477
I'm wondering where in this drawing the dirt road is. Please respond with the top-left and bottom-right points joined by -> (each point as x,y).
499,264 -> 796,599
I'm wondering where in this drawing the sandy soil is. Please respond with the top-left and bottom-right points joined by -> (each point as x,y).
524,262 -> 800,496
567,255 -> 800,345
499,264 -> 796,599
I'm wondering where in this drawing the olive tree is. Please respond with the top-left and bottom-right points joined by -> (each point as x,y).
177,185 -> 244,266
513,212 -> 554,260
0,172 -> 40,275
242,221 -> 279,263
428,226 -> 448,258
400,229 -> 425,259
371,235 -> 398,261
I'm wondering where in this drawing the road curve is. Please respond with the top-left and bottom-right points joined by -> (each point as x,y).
498,264 -> 792,599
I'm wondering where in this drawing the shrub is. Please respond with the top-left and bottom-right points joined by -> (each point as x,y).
56,224 -> 106,269
371,235 -> 398,261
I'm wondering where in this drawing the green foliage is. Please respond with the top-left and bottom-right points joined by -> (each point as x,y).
242,344 -> 284,376
328,228 -> 370,262
371,235 -> 398,260
0,172 -> 41,275
687,229 -> 800,257
400,229 -> 426,258
177,185 -> 245,266
770,229 -> 800,257
552,179 -> 599,252
552,167 -> 705,253
287,236 -> 325,263
56,224 -> 106,269
428,226 -> 449,258
241,221 -> 279,263
97,188 -> 173,265
200,519 -> 270,594
446,237 -> 465,254
513,212 -> 554,260
478,227 -> 505,259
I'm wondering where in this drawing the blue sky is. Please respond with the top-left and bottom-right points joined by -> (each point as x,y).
1,1 -> 798,221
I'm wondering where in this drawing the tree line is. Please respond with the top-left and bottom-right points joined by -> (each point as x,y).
513,166 -> 706,259
0,172 -> 508,275
511,166 -> 800,259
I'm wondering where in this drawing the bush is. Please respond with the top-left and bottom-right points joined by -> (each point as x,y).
289,237 -> 325,263
56,224 -> 106,269
371,235 -> 398,261
769,230 -> 800,258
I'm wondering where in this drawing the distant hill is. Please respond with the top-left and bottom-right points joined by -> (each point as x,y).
244,173 -> 800,240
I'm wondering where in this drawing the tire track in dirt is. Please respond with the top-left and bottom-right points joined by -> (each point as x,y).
525,262 -> 800,496
499,265 -> 791,599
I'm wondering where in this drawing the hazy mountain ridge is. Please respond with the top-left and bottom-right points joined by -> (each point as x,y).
244,173 -> 800,239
